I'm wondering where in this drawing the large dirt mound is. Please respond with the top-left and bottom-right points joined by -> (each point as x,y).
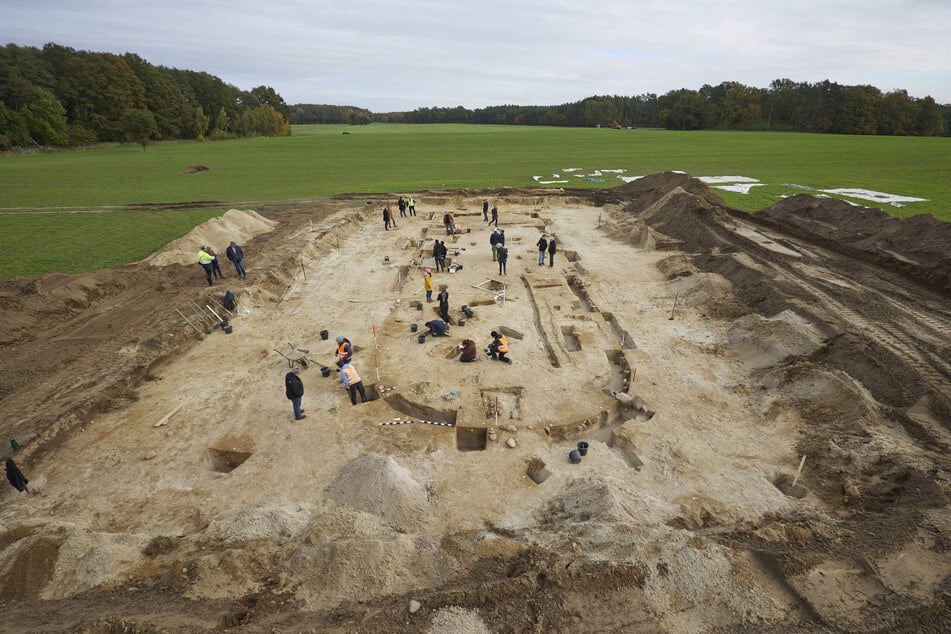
758,195 -> 951,294
146,208 -> 278,267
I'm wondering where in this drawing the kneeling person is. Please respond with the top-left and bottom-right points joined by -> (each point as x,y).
425,319 -> 450,337
488,331 -> 511,363
340,361 -> 368,405
459,338 -> 477,362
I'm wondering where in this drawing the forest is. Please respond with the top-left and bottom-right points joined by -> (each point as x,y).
3,42 -> 949,149
0,43 -> 290,149
379,80 -> 949,136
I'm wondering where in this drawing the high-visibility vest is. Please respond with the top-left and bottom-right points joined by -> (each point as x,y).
337,340 -> 351,360
497,336 -> 508,353
343,365 -> 360,384
197,249 -> 214,264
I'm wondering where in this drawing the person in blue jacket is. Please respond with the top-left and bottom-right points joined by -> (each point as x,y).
425,319 -> 449,336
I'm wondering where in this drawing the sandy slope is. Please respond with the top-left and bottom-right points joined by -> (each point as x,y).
1,174 -> 949,632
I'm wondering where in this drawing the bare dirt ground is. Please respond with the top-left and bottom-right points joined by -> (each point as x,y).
1,173 -> 949,632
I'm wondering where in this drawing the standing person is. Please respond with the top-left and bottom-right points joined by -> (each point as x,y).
483,199 -> 489,222
383,205 -> 393,231
284,366 -> 306,420
437,287 -> 450,322
536,235 -> 548,266
435,240 -> 447,272
443,212 -> 453,236
408,196 -> 416,216
423,268 -> 433,302
197,246 -> 216,286
547,236 -> 557,267
489,205 -> 499,227
488,331 -> 511,363
459,338 -> 477,362
398,196 -> 407,218
489,229 -> 502,261
335,335 -> 353,367
339,361 -> 368,405
226,240 -> 247,278
208,246 -> 224,279
497,244 -> 508,276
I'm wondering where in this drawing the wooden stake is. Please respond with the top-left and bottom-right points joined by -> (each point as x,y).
792,455 -> 807,487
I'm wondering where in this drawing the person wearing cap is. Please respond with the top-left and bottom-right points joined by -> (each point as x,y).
197,246 -> 216,286
339,361 -> 368,405
487,331 -> 510,363
335,335 -> 353,367
284,365 -> 306,420
226,240 -> 246,278
423,268 -> 434,302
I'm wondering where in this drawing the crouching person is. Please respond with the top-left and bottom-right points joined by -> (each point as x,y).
425,319 -> 450,337
487,331 -> 511,363
339,361 -> 368,405
459,338 -> 477,362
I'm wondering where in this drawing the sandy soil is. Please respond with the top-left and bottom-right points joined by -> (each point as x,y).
1,173 -> 949,632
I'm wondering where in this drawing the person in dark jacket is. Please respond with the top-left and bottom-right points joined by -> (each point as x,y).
208,246 -> 224,279
483,199 -> 489,222
459,338 -> 477,362
489,229 -> 502,261
437,288 -> 450,322
547,237 -> 557,267
398,196 -> 407,218
425,319 -> 449,336
226,241 -> 247,278
536,235 -> 548,265
5,457 -> 29,494
497,245 -> 508,275
489,205 -> 499,226
285,366 -> 305,420
383,205 -> 393,230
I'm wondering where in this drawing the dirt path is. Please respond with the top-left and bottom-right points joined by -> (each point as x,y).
1,176 -> 948,632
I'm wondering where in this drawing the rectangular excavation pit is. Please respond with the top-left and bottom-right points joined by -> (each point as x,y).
456,426 -> 488,452
530,279 -> 563,289
474,279 -> 507,293
383,392 -> 458,426
205,447 -> 253,473
480,387 -> 525,420
566,275 -> 594,312
543,410 -> 611,442
561,326 -> 582,352
605,349 -> 631,393
466,298 -> 496,307
563,250 -> 580,262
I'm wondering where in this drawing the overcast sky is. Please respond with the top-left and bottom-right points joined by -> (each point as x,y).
5,1 -> 950,111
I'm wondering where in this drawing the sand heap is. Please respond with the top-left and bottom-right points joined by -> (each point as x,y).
145,209 -> 278,267
325,454 -> 430,532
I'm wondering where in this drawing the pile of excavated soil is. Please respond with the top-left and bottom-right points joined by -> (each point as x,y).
146,208 -> 278,267
325,454 -> 430,531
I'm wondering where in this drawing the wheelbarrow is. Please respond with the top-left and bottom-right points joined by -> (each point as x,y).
274,343 -> 311,368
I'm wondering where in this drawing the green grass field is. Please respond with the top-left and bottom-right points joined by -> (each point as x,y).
1,125 -> 949,278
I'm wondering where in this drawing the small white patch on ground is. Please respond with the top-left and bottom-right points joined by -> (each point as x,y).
699,176 -> 760,184
821,188 -> 927,205
713,183 -> 765,194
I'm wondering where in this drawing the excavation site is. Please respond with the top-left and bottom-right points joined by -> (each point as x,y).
1,172 -> 949,632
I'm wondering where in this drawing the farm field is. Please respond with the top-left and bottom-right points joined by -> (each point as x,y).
1,125 -> 948,278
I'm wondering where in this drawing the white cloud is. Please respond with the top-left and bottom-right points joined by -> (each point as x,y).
4,0 -> 949,110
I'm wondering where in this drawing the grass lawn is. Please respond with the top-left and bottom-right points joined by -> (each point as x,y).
1,124 -> 948,277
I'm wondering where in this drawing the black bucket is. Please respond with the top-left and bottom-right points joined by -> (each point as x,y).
461,305 -> 468,311
410,323 -> 418,332
320,329 -> 329,340
568,449 -> 582,464
219,320 -> 229,330
458,319 -> 466,326
418,334 -> 426,344
222,325 -> 233,334
321,366 -> 331,377
417,303 -> 424,311
577,441 -> 589,456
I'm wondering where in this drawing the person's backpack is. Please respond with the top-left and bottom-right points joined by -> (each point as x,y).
223,290 -> 237,311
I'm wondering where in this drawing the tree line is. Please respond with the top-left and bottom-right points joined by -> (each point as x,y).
377,79 -> 949,136
0,43 -> 291,149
